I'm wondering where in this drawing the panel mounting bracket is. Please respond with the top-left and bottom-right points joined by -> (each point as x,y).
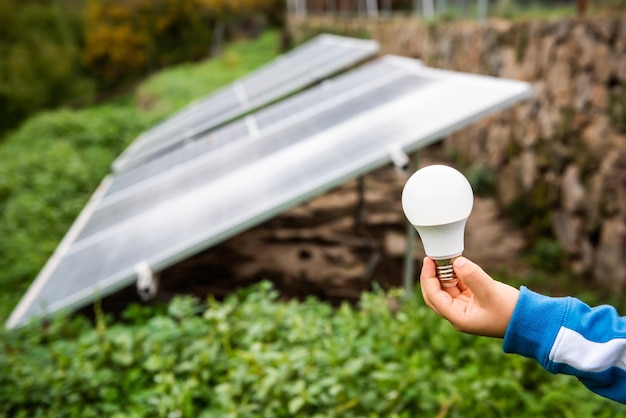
388,145 -> 410,176
135,261 -> 159,301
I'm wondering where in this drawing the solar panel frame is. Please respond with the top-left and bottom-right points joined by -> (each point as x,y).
7,55 -> 531,328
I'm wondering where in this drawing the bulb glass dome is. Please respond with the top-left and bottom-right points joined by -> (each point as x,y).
401,164 -> 474,260
401,165 -> 473,226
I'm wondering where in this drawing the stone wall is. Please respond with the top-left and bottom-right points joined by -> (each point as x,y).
286,14 -> 626,291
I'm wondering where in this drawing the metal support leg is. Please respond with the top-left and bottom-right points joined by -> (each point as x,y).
402,151 -> 419,296
403,221 -> 416,296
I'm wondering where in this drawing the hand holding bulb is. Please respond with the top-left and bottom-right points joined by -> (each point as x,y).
402,164 -> 519,337
420,256 -> 519,338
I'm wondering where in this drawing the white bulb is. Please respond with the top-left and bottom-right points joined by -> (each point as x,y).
401,164 -> 474,287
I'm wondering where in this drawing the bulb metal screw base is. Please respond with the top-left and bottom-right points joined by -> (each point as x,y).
434,257 -> 460,288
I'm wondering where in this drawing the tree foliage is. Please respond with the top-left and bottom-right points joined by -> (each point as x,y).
0,0 -> 94,134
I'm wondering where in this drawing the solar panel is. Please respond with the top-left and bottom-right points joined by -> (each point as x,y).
112,34 -> 380,173
7,55 -> 531,328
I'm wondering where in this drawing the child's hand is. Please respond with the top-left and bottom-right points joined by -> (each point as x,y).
420,256 -> 520,338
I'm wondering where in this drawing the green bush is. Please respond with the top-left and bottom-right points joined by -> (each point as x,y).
525,238 -> 566,273
465,163 -> 498,197
0,0 -> 94,134
0,102 -> 169,322
0,104 -> 147,322
0,282 -> 622,417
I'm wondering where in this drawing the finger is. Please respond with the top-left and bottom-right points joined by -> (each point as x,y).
456,274 -> 468,292
419,257 -> 444,314
420,257 -> 461,316
453,257 -> 493,301
420,256 -> 436,281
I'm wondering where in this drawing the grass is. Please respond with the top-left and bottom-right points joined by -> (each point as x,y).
2,283 -> 624,416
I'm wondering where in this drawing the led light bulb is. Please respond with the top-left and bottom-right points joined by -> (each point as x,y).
401,165 -> 474,287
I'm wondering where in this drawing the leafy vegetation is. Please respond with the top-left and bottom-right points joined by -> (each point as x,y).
465,162 -> 498,197
0,31 -> 280,324
1,282 -> 623,417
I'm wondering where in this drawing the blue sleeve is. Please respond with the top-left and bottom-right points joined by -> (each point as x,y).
503,286 -> 626,404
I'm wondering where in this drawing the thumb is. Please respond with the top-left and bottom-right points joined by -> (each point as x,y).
453,257 -> 493,300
